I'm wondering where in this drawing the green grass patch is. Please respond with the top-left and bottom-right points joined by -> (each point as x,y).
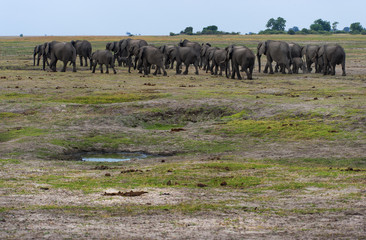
221,119 -> 348,140
57,92 -> 170,104
0,127 -> 48,142
0,158 -> 21,166
0,112 -> 22,118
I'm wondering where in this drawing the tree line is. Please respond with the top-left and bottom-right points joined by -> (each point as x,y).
173,18 -> 366,36
260,17 -> 366,35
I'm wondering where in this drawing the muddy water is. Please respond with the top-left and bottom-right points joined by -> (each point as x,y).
81,152 -> 149,162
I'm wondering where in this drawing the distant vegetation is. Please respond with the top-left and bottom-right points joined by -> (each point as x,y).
173,18 -> 366,36
259,17 -> 366,35
170,25 -> 240,36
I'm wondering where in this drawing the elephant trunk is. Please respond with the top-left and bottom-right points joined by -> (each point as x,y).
257,54 -> 261,73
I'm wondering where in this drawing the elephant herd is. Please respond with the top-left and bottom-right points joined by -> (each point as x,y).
33,38 -> 347,78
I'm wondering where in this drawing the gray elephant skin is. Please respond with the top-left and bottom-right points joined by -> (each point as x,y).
314,44 -> 346,76
167,46 -> 200,75
33,44 -> 49,68
118,38 -> 148,73
137,46 -> 167,76
292,57 -> 305,74
91,50 -> 116,74
201,46 -> 219,73
160,45 -> 177,69
71,40 -> 92,69
302,45 -> 320,73
257,40 -> 292,74
43,41 -> 76,72
209,48 -> 228,76
227,45 -> 255,80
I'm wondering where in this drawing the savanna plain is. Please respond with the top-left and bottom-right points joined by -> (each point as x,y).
0,34 -> 365,239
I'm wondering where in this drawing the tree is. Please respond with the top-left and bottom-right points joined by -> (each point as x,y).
180,26 -> 193,35
310,19 -> 331,32
332,21 -> 339,32
266,17 -> 286,31
201,25 -> 219,34
350,22 -> 363,33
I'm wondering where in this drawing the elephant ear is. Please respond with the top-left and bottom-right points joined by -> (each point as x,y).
317,46 -> 324,57
226,47 -> 234,60
161,45 -> 166,54
45,42 -> 51,55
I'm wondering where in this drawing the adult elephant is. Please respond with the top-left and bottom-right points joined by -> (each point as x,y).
209,48 -> 228,76
302,45 -> 320,73
257,40 -> 292,74
226,45 -> 255,80
200,43 -> 212,69
314,44 -> 346,76
179,39 -> 201,66
118,38 -> 148,73
71,40 -> 92,69
168,46 -> 199,75
33,44 -> 49,67
160,45 -> 177,69
201,45 -> 219,73
137,46 -> 167,76
91,50 -> 116,74
43,41 -> 76,72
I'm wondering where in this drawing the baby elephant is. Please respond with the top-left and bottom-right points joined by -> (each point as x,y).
91,50 -> 116,74
292,57 -> 306,74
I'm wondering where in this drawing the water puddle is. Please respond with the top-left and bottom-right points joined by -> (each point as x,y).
81,152 -> 150,162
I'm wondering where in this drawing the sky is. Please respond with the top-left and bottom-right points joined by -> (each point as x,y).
1,0 -> 365,36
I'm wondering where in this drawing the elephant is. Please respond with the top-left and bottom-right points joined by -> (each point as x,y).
200,43 -> 212,69
201,45 -> 219,73
292,57 -> 305,74
43,41 -> 76,72
71,40 -> 92,69
226,45 -> 255,80
106,41 -> 128,66
179,39 -> 201,66
314,44 -> 346,76
302,45 -> 320,73
33,44 -> 49,67
159,45 -> 177,69
168,46 -> 200,75
257,40 -> 292,74
209,48 -> 228,76
91,50 -> 116,74
137,46 -> 167,76
118,38 -> 148,73
275,43 -> 306,74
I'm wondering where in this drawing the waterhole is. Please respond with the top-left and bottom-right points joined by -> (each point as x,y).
81,152 -> 151,162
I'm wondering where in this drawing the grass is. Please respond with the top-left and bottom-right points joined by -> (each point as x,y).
0,35 -> 366,238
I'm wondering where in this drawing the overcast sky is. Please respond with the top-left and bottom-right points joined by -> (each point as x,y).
1,0 -> 365,36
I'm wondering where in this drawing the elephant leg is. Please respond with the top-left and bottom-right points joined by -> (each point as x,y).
183,63 -> 189,75
176,62 -> 181,74
61,61 -> 67,72
100,64 -> 103,73
127,57 -> 132,73
84,56 -> 88,67
72,61 -> 76,72
263,62 -> 269,73
342,61 -> 346,76
267,60 -> 274,74
194,62 -> 199,75
92,63 -> 97,73
236,65 -> 242,80
106,64 -> 109,74
275,63 -> 279,73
